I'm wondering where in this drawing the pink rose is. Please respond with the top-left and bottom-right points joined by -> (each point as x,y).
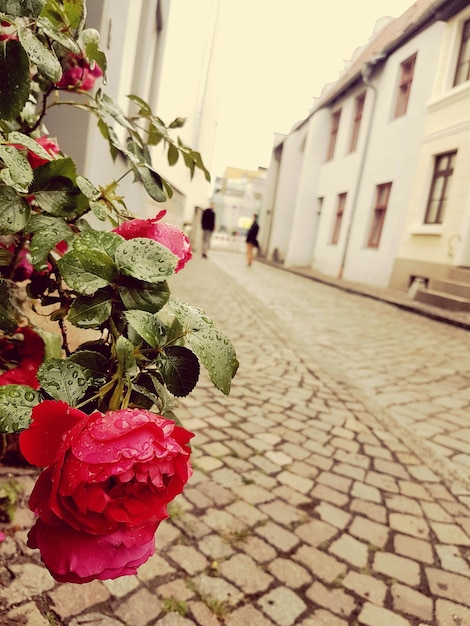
20,401 -> 193,583
113,210 -> 192,273
55,54 -> 103,91
0,327 -> 45,389
27,136 -> 60,169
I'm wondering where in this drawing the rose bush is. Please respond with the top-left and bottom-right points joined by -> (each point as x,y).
0,0 -> 238,583
19,400 -> 193,583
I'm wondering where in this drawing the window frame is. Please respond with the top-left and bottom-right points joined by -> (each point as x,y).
349,92 -> 366,152
367,183 -> 392,248
394,53 -> 417,118
326,108 -> 342,161
331,192 -> 347,245
454,18 -> 470,86
424,151 -> 457,225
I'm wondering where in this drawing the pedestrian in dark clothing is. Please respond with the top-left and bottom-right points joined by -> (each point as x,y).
246,214 -> 259,267
201,203 -> 215,258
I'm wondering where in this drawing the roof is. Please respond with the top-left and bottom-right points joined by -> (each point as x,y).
315,0 -> 465,109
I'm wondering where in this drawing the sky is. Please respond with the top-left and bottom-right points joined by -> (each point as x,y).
210,0 -> 416,177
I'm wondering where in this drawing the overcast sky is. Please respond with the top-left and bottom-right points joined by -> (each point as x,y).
210,0 -> 416,177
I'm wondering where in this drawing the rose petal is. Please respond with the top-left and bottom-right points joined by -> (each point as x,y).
19,401 -> 88,467
28,518 -> 158,583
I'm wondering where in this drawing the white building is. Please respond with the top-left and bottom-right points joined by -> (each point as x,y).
262,0 -> 470,310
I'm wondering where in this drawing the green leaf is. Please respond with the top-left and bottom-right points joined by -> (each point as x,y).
167,143 -> 179,166
76,175 -> 100,200
124,310 -> 165,348
0,0 -> 44,17
36,16 -> 80,53
115,336 -> 138,379
118,279 -> 170,313
8,131 -> 55,162
158,345 -> 199,397
28,216 -> 73,269
17,21 -> 62,83
34,327 -> 62,360
0,280 -> 17,333
115,238 -> 177,283
31,158 -> 89,217
68,290 -> 112,328
37,358 -> 91,405
127,94 -> 152,117
58,247 -> 117,295
0,144 -> 33,189
69,349 -> 109,381
0,247 -> 13,266
169,298 -> 238,395
134,165 -> 167,202
72,230 -> 122,259
0,40 -> 30,120
0,385 -> 41,433
0,186 -> 30,234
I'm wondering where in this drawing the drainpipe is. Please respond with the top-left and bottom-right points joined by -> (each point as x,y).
338,57 -> 382,279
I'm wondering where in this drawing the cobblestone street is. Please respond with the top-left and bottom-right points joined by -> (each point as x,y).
1,250 -> 470,625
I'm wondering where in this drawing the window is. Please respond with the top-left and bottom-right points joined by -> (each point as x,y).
326,109 -> 341,160
349,92 -> 366,152
367,183 -> 392,248
394,53 -> 417,118
424,151 -> 457,224
331,193 -> 347,244
454,19 -> 470,86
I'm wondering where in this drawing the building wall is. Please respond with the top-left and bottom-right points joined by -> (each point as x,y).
340,22 -> 445,287
391,7 -> 470,288
265,125 -> 307,263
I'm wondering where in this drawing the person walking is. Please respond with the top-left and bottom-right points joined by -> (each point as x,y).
201,203 -> 215,258
246,214 -> 259,267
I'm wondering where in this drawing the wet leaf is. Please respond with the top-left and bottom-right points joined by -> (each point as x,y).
0,385 -> 41,433
37,358 -> 91,405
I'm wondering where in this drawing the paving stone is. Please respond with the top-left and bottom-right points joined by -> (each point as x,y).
421,501 -> 454,523
6,601 -> 50,626
333,462 -> 366,482
202,508 -> 246,534
435,544 -> 470,576
385,495 -> 423,516
317,471 -> 352,493
293,545 -> 347,584
391,583 -> 433,621
426,567 -> 470,606
276,470 -> 314,494
350,498 -> 387,523
393,534 -> 434,565
306,581 -> 357,618
49,581 -> 110,619
255,520 -> 300,552
260,499 -> 303,525
294,518 -> 338,547
157,578 -> 196,601
155,613 -> 195,626
435,598 -> 470,626
192,573 -> 243,607
357,601 -> 411,626
374,459 -> 410,479
268,557 -> 312,588
137,553 -> 175,582
103,575 -> 140,598
389,513 -> 430,539
198,534 -> 234,560
188,600 -> 221,626
0,563 -> 55,606
342,571 -> 387,605
225,604 -> 276,626
315,502 -> 351,529
272,485 -> 311,506
430,521 -> 470,545
328,533 -> 368,568
299,609 -> 349,625
68,613 -> 124,626
167,545 -> 209,576
351,481 -> 382,503
226,500 -> 268,526
257,586 -> 307,626
235,483 -> 276,504
219,553 -> 273,593
349,515 -> 389,548
365,471 -> 399,493
311,483 -> 349,507
373,552 -> 421,587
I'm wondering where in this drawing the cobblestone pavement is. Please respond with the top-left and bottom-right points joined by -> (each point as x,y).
1,251 -> 470,626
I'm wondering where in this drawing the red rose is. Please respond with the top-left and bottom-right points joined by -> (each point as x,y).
113,210 -> 192,273
0,327 -> 45,389
55,54 -> 103,91
20,401 -> 193,583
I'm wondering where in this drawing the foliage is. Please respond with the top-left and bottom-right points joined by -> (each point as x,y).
0,0 -> 238,435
